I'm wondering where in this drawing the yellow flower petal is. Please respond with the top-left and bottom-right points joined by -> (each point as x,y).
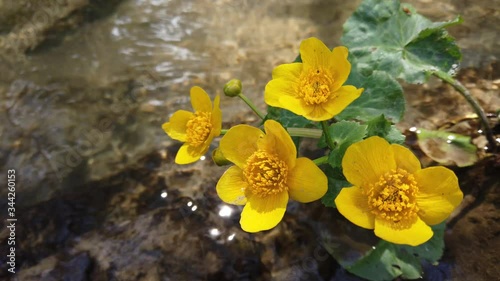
300,37 -> 333,69
415,166 -> 463,225
302,105 -> 333,121
287,157 -> 327,202
342,136 -> 396,187
240,192 -> 289,233
190,86 -> 212,112
162,110 -> 193,142
335,186 -> 375,229
330,46 -> 351,90
272,62 -> 302,81
175,143 -> 205,164
322,85 -> 363,117
216,166 -> 248,205
259,120 -> 297,168
211,94 -> 222,136
220,125 -> 263,168
270,92 -> 310,117
391,143 -> 421,174
374,217 -> 433,246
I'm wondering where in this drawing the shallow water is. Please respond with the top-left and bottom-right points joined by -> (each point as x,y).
0,0 -> 498,280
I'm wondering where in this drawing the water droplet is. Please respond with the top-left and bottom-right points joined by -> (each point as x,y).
209,228 -> 220,237
160,191 -> 168,198
218,205 -> 233,218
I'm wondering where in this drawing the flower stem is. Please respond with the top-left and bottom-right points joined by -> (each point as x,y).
312,155 -> 329,166
238,93 -> 265,120
321,121 -> 336,150
220,129 -> 229,135
287,127 -> 323,138
433,70 -> 497,151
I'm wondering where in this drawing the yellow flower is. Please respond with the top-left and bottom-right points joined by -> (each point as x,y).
335,136 -> 463,246
162,86 -> 221,164
265,37 -> 363,121
216,120 -> 327,232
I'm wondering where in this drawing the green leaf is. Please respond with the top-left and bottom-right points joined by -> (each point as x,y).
347,241 -> 422,281
319,121 -> 367,168
321,166 -> 350,208
341,0 -> 462,84
346,223 -> 446,281
366,115 -> 406,144
336,69 -> 405,122
265,106 -> 318,149
265,106 -> 316,128
400,222 -> 446,263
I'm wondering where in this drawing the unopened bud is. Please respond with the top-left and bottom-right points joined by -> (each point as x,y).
212,148 -> 232,166
223,79 -> 242,97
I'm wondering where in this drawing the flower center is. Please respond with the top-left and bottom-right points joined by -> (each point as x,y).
243,150 -> 288,197
298,68 -> 335,105
186,111 -> 212,147
366,168 -> 419,229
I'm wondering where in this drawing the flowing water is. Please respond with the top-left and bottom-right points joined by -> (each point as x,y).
0,0 -> 498,280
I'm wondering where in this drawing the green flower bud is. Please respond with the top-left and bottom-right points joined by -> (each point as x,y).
223,79 -> 242,97
212,148 -> 232,166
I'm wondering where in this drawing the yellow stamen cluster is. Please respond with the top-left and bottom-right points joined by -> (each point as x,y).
243,150 -> 288,197
366,168 -> 419,229
298,68 -> 335,105
186,112 -> 212,147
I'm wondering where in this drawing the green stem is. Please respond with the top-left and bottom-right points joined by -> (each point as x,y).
433,71 -> 497,151
287,127 -> 323,138
321,121 -> 336,150
313,155 -> 329,166
238,93 -> 265,120
220,129 -> 229,135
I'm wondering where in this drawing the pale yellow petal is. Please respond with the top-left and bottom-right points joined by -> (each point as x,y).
162,110 -> 193,142
415,166 -> 463,225
335,186 -> 375,229
175,143 -> 205,164
300,37 -> 333,69
342,136 -> 396,187
391,143 -> 421,174
216,166 -> 248,205
259,120 -> 297,167
240,192 -> 289,233
374,217 -> 433,246
288,158 -> 327,202
272,63 -> 303,81
190,86 -> 212,112
220,125 -> 263,168
322,85 -> 363,117
330,46 -> 351,90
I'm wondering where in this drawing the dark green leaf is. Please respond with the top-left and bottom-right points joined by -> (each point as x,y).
345,223 -> 446,280
321,166 -> 350,208
341,0 -> 462,84
321,121 -> 367,168
337,69 -> 405,122
366,115 -> 406,144
265,106 -> 316,128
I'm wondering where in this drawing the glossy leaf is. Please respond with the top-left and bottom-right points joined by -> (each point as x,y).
341,0 -> 462,84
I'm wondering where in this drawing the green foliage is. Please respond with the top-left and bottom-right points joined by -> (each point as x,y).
337,69 -> 405,122
344,223 -> 446,281
341,0 -> 462,84
265,106 -> 315,128
366,115 -> 406,144
321,166 -> 350,208
318,121 -> 367,166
